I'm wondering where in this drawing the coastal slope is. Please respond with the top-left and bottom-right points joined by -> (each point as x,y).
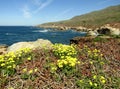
37,5 -> 120,30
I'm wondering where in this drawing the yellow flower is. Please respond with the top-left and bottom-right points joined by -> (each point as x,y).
79,80 -> 83,83
100,76 -> 106,84
101,79 -> 106,84
89,80 -> 93,86
8,87 -> 14,89
100,54 -> 103,57
90,61 -> 93,64
34,68 -> 38,72
0,58 -> 4,62
88,50 -> 91,53
63,60 -> 68,65
70,62 -> 75,67
93,75 -> 97,79
100,62 -> 104,65
1,63 -> 5,67
93,49 -> 98,53
58,64 -> 63,68
28,69 -> 33,74
27,57 -> 31,60
51,66 -> 57,71
94,83 -> 97,87
7,66 -> 12,69
100,76 -> 105,80
22,68 -> 27,73
77,61 -> 80,64
0,55 -> 4,59
13,64 -> 16,68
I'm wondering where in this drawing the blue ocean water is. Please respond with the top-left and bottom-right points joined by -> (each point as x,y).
0,26 -> 86,46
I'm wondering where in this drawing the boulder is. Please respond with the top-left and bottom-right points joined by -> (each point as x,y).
97,24 -> 120,35
7,39 -> 53,52
87,30 -> 98,36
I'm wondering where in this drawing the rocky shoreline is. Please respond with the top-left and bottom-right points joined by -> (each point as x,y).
38,23 -> 120,36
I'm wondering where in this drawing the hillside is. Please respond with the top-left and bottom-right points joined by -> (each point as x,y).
38,5 -> 120,29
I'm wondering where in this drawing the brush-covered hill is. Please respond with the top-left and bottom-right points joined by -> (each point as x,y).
38,5 -> 120,29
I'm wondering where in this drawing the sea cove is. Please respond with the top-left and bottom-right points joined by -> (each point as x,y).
0,26 -> 86,46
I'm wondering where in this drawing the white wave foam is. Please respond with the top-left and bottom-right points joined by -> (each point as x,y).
5,33 -> 17,35
33,29 -> 49,33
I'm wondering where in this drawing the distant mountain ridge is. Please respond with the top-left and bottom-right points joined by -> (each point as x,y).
38,5 -> 120,30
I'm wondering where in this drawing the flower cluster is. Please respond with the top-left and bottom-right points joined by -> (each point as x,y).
53,44 -> 77,59
88,49 -> 103,59
82,45 -> 105,66
0,48 -> 33,76
51,44 -> 79,73
21,67 -> 38,80
22,67 -> 38,74
77,75 -> 106,88
57,56 -> 80,68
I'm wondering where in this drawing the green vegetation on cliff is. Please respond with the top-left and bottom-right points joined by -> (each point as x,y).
39,5 -> 120,28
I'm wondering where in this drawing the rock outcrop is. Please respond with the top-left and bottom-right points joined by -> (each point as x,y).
7,39 -> 53,52
87,30 -> 98,36
38,25 -> 69,30
97,24 -> 120,35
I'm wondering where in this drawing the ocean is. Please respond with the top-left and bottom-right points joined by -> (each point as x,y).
0,26 -> 86,46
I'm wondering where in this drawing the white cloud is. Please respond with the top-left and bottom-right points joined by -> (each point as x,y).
33,0 -> 53,14
21,0 -> 53,19
22,5 -> 32,18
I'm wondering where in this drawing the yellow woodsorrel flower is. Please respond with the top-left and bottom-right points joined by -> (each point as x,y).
22,68 -> 27,73
28,69 -> 33,74
93,75 -> 97,79
8,87 -> 14,89
89,80 -> 93,86
94,83 -> 97,87
79,79 -> 83,83
27,57 -> 32,60
7,65 -> 12,69
100,76 -> 106,84
1,63 -> 5,67
101,79 -> 106,84
34,68 -> 38,72
12,64 -> 16,68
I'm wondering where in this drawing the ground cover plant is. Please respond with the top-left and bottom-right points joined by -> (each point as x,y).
0,41 -> 120,89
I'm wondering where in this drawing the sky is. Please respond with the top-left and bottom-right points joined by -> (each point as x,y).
0,0 -> 120,26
